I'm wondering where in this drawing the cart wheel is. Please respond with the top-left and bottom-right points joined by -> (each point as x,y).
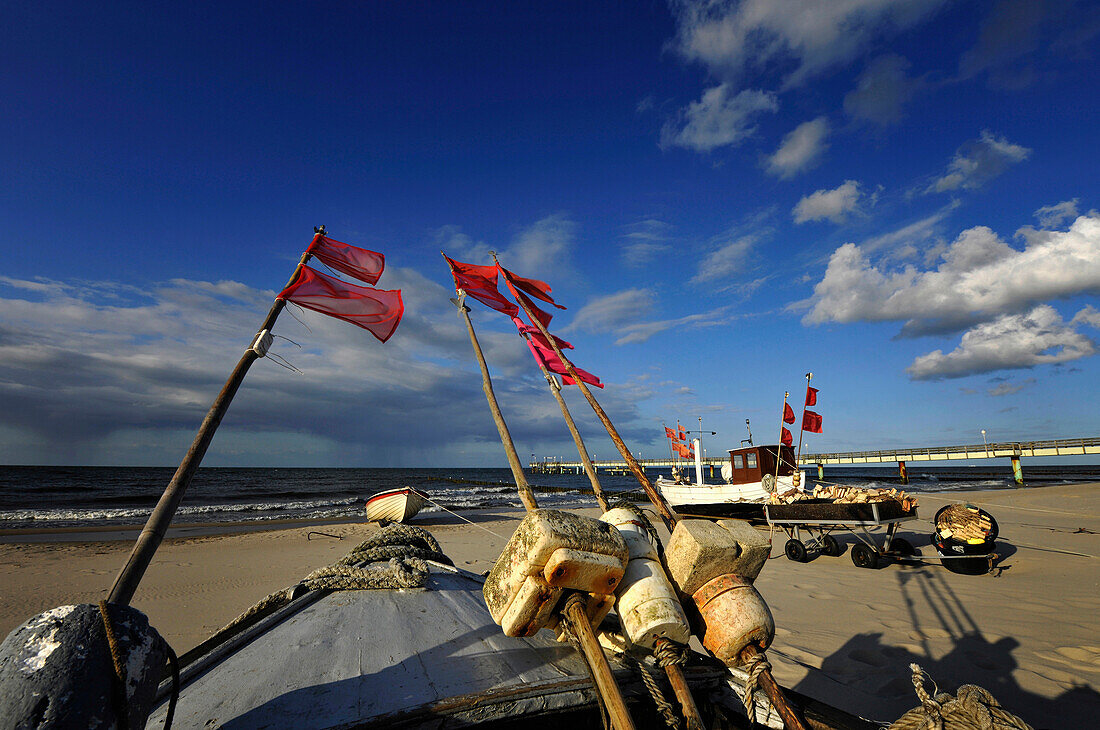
821,534 -> 841,556
784,539 -> 809,563
851,543 -> 879,569
891,537 -> 916,557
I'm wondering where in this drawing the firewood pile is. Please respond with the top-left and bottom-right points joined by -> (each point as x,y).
768,484 -> 918,512
935,503 -> 995,542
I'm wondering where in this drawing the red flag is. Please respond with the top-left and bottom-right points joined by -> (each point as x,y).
512,319 -> 572,351
278,266 -> 402,342
805,386 -> 818,407
676,443 -> 695,458
665,426 -> 677,440
500,268 -> 555,329
444,255 -> 519,317
781,427 -> 793,447
802,410 -> 822,433
515,320 -> 603,388
783,402 -> 795,424
678,427 -> 687,441
306,235 -> 384,285
500,266 -> 566,310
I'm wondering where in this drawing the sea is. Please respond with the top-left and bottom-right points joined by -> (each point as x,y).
1,464 -> 1098,533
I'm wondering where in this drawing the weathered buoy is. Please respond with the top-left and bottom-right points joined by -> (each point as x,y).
599,508 -> 689,650
483,509 -> 629,637
0,603 -> 168,729
664,519 -> 774,666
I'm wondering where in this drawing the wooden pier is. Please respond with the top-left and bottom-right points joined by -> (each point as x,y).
528,436 -> 1100,485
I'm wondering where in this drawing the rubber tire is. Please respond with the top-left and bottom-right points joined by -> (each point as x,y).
851,543 -> 880,569
891,537 -> 916,557
821,534 -> 841,556
943,555 -> 990,575
784,538 -> 809,563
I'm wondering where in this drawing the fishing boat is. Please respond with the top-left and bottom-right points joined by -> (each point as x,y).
365,486 -> 428,523
657,442 -> 804,518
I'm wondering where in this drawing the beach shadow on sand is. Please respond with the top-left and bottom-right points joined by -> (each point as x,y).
790,561 -> 1100,728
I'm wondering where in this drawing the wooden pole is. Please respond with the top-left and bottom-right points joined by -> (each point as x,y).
562,594 -> 636,730
654,639 -> 705,730
795,372 -> 812,466
449,289 -> 539,512
108,231 -> 323,605
524,336 -> 609,511
493,257 -> 678,529
740,645 -> 809,730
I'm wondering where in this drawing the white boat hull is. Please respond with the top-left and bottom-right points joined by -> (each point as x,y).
365,488 -> 427,523
656,475 -> 801,513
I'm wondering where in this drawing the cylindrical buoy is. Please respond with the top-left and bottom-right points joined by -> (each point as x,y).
691,574 -> 774,666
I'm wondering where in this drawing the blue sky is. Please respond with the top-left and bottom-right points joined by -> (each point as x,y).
2,1 -> 1099,467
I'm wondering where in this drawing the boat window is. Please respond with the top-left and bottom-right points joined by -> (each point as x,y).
746,453 -> 757,468
732,455 -> 743,469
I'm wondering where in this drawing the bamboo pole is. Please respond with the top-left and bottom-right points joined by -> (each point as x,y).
524,340 -> 609,511
449,289 -> 539,512
492,256 -> 679,529
108,231 -> 323,605
562,594 -> 636,730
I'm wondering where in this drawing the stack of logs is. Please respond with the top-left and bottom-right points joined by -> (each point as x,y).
935,504 -> 994,542
769,484 -> 919,512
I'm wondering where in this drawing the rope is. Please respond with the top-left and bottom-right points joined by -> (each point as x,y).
420,493 -> 508,539
889,664 -> 1034,730
98,600 -> 130,730
626,652 -> 681,730
162,642 -> 180,730
608,498 -> 665,561
217,524 -> 452,638
653,638 -> 688,669
739,651 -> 771,718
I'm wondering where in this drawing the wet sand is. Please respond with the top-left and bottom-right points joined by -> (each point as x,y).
2,482 -> 1097,725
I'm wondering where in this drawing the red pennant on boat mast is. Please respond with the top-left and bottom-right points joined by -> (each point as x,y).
805,386 -> 818,407
802,410 -> 823,434
278,266 -> 403,343
783,402 -> 796,424
781,427 -> 793,447
307,235 -> 385,285
444,255 -> 520,317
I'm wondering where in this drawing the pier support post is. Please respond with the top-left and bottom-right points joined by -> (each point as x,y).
816,463 -> 824,480
898,461 -> 908,485
1011,455 -> 1024,485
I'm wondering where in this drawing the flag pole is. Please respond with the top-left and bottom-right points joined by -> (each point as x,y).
775,391 -> 789,486
493,256 -> 678,529
521,337 -> 610,511
107,227 -> 324,605
795,372 -> 812,466
447,282 -> 539,512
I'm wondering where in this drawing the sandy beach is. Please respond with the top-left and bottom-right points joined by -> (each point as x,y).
2,483 -> 1097,725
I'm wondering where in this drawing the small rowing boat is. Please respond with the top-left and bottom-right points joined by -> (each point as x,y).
365,487 -> 428,523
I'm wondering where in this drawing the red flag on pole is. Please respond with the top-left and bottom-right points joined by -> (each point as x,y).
783,402 -> 795,424
500,266 -> 555,329
665,426 -> 677,440
444,255 -> 519,317
805,386 -> 818,407
278,266 -> 403,342
502,267 -> 567,310
677,425 -> 687,441
802,410 -> 823,433
306,236 -> 385,285
781,427 -> 793,446
514,319 -> 603,388
676,443 -> 694,458
513,319 -> 573,351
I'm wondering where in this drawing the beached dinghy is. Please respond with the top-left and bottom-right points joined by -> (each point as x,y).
365,486 -> 428,523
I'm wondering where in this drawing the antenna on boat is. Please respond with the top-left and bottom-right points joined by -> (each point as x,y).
742,418 -> 753,446
107,227 -> 325,605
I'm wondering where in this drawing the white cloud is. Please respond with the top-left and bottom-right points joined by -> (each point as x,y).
621,219 -> 674,267
844,54 -> 921,125
958,0 -> 1047,84
793,180 -> 862,224
907,306 -> 1096,380
988,378 -> 1035,396
858,201 -> 959,256
662,84 -> 778,152
669,0 -> 947,88
805,213 -> 1100,329
434,214 -> 576,275
765,117 -> 829,178
1073,304 -> 1100,329
928,130 -> 1030,193
691,232 -> 756,284
569,288 -> 730,345
1034,199 -> 1079,229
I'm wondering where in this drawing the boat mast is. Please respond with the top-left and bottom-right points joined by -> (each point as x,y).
107,227 -> 324,606
493,255 -> 678,529
796,372 -> 812,466
448,287 -> 539,512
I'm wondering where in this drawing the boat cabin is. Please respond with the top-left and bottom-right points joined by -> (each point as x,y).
727,444 -> 796,485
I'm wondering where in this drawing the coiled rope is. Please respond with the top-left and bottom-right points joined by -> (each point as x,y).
889,664 -> 1033,730
218,524 -> 452,638
739,651 -> 771,716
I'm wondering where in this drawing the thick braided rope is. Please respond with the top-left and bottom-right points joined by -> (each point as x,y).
653,638 -> 688,668
218,524 -> 451,636
889,664 -> 1034,730
627,653 -> 681,730
740,651 -> 771,716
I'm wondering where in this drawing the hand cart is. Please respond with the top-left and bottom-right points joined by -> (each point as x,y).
764,500 -> 920,569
